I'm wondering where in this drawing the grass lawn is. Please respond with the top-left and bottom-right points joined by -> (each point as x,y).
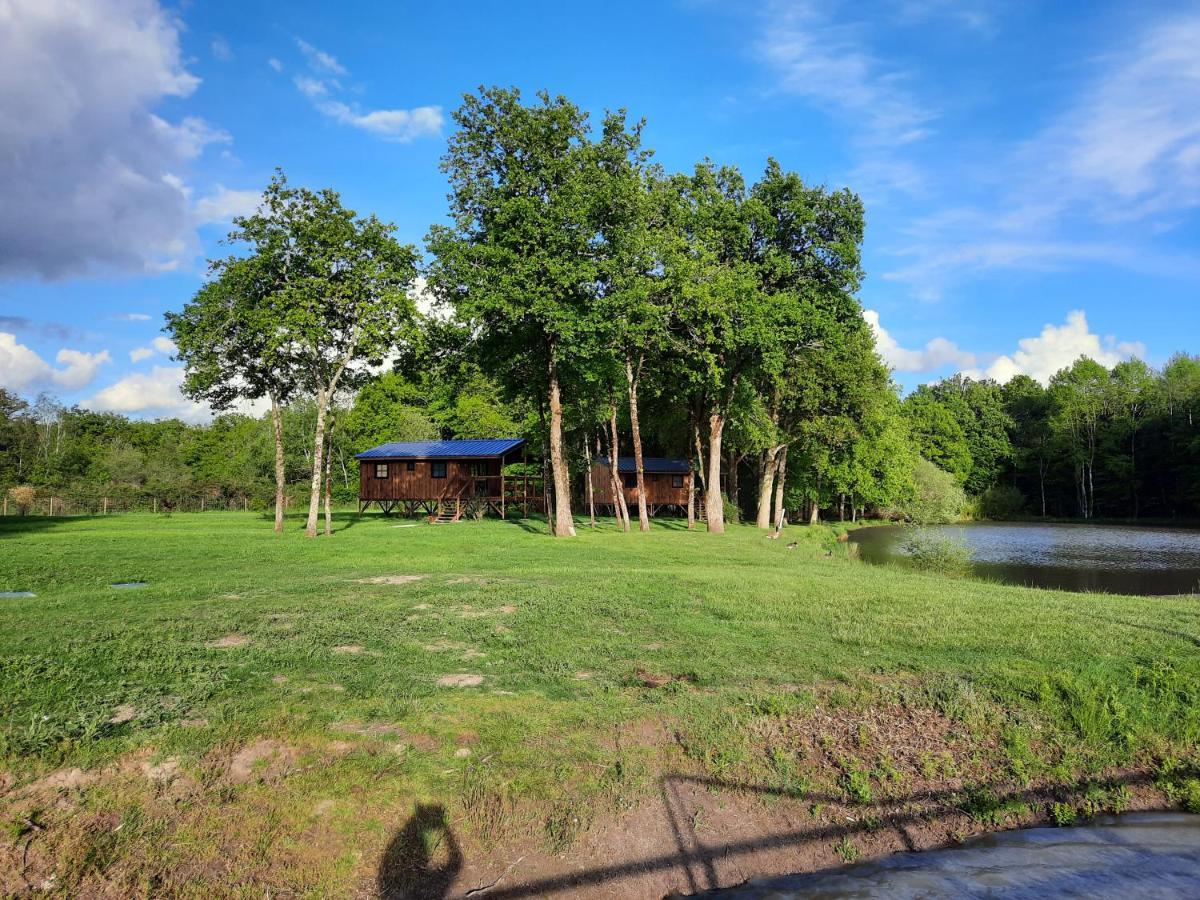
1,511 -> 1199,897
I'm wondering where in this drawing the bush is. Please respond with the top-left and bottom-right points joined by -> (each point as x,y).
6,485 -> 37,515
979,484 -> 1025,520
902,528 -> 972,575
902,459 -> 966,525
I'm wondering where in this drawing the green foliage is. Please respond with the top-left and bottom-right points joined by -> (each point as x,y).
978,484 -> 1025,520
901,528 -> 972,575
902,458 -> 966,524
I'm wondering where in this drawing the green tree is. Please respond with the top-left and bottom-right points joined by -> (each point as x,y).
428,87 -> 605,537
903,390 -> 973,484
229,172 -> 420,537
1050,358 -> 1111,519
167,252 -> 297,532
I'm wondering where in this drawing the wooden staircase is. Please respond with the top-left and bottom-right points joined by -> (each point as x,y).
431,500 -> 462,525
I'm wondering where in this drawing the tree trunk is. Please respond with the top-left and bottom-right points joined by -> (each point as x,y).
608,401 -> 630,532
807,472 -> 820,524
584,436 -> 596,528
323,437 -> 333,537
773,447 -> 788,530
706,404 -> 725,534
270,392 -> 286,535
727,451 -> 742,524
687,470 -> 695,530
626,356 -> 650,533
692,419 -> 706,493
755,446 -> 781,529
547,349 -> 575,537
305,388 -> 329,538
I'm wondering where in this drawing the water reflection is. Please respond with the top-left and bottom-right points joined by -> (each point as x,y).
850,522 -> 1200,595
702,813 -> 1200,899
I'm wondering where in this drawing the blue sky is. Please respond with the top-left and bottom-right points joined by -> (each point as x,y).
1,0 -> 1197,420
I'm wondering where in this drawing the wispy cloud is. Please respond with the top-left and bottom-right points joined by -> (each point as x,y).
290,38 -> 443,143
760,0 -> 934,144
296,38 -> 347,76
117,312 -> 152,322
211,35 -> 232,62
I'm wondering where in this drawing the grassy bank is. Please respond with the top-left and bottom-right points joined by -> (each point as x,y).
1,512 -> 1198,896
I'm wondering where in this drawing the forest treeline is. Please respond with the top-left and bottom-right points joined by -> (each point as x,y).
2,88 -> 1198,529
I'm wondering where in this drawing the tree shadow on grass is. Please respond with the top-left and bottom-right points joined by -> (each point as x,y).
377,803 -> 462,899
0,514 -> 80,540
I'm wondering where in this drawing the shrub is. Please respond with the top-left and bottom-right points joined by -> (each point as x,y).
902,459 -> 965,525
902,528 -> 972,575
7,485 -> 37,515
979,484 -> 1025,520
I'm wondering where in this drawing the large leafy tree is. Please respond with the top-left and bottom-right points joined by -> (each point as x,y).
427,87 -> 605,537
229,172 -> 420,538
167,253 -> 297,533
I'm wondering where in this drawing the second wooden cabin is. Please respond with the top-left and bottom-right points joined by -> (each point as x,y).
591,456 -> 693,516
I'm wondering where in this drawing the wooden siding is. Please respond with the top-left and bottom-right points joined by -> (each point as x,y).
359,458 -> 505,502
589,463 -> 693,507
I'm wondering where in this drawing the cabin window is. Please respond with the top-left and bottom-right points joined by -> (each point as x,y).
431,461 -> 447,479
623,474 -> 636,488
374,463 -> 389,479
405,461 -> 415,472
671,474 -> 685,488
470,461 -> 489,476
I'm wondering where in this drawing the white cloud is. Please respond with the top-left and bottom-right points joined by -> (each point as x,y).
316,100 -> 444,142
267,57 -> 283,72
193,185 -> 261,224
966,310 -> 1145,385
760,0 -> 934,144
0,332 -> 111,391
82,365 -> 270,422
864,310 -> 975,373
82,366 -> 208,422
291,36 -> 442,143
211,35 -> 232,62
296,38 -> 346,76
0,0 -> 228,278
128,335 -> 175,363
118,313 -> 152,322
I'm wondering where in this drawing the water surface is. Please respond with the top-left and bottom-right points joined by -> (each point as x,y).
704,813 -> 1200,898
851,522 -> 1200,595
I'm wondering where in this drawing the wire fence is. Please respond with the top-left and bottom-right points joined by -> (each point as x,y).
0,490 -> 333,517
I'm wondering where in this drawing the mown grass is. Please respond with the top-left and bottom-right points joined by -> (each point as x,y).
1,511 -> 1199,890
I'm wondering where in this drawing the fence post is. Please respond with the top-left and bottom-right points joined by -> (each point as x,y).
103,496 -> 108,515
201,497 -> 205,513
153,498 -> 158,514
244,497 -> 248,512
2,497 -> 6,516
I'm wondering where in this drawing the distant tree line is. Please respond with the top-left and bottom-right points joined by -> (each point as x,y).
904,357 -> 1200,520
3,87 -> 1196,532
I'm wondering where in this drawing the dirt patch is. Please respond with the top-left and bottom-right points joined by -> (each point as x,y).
108,703 -> 136,724
632,668 -> 694,689
412,603 -> 431,610
179,717 -> 208,728
331,644 -> 363,654
437,673 -> 484,688
140,756 -> 182,783
20,767 -> 96,795
226,740 -> 299,784
272,674 -> 289,685
356,574 -> 427,585
207,633 -> 251,648
423,640 -> 465,653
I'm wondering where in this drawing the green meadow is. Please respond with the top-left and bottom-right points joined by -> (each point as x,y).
1,512 -> 1198,895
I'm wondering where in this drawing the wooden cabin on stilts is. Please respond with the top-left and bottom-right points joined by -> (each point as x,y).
356,439 -> 542,523
590,456 -> 694,518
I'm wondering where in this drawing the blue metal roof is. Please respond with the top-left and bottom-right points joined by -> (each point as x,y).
356,438 -> 526,459
597,456 -> 691,474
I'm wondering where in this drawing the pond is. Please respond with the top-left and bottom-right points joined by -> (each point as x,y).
703,812 -> 1200,898
849,522 -> 1200,595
